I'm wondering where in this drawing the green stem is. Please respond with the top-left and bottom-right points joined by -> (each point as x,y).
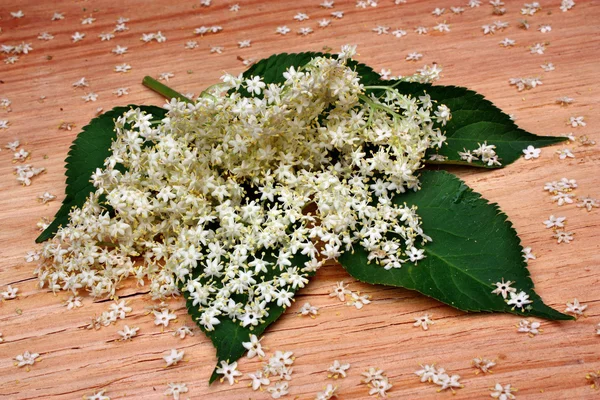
142,76 -> 192,104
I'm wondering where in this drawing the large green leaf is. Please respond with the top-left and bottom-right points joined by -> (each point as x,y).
338,170 -> 572,321
36,105 -> 167,242
367,82 -> 567,167
184,251 -> 315,384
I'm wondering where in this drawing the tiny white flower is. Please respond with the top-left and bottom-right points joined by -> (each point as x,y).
216,360 -> 242,385
52,12 -> 65,21
158,72 -> 174,82
66,295 -> 82,309
522,145 -> 541,160
330,281 -> 350,302
153,309 -> 177,327
490,383 -> 517,399
565,298 -> 587,317
348,292 -> 371,309
544,215 -> 566,229
276,26 -> 291,35
433,23 -> 450,33
238,40 -> 251,48
113,87 -> 129,97
316,383 -> 337,400
173,326 -> 194,339
112,45 -> 128,55
369,376 -> 393,397
298,27 -> 313,36
248,370 -> 270,390
569,116 -> 586,127
328,360 -> 350,378
114,63 -> 132,73
14,351 -> 39,367
2,285 -> 18,300
556,148 -> 574,160
491,279 -> 517,299
268,381 -> 289,398
553,230 -> 574,243
406,52 -> 423,61
117,325 -> 139,340
72,32 -> 85,42
84,389 -> 110,400
294,12 -> 309,21
82,92 -> 98,102
299,302 -> 319,317
164,383 -> 188,400
577,196 -> 599,212
242,334 -> 265,358
506,291 -> 532,309
11,10 -> 25,18
362,367 -> 385,383
413,314 -> 434,330
163,349 -> 184,367
472,357 -> 495,374
517,319 -> 541,336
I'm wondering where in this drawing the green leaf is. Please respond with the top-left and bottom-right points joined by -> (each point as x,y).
184,251 -> 315,384
36,105 -> 167,243
367,82 -> 567,167
338,170 -> 572,321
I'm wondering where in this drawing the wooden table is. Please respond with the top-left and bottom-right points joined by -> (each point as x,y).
1,1 -> 598,399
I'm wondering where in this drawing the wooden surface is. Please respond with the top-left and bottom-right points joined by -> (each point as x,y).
1,1 -> 599,399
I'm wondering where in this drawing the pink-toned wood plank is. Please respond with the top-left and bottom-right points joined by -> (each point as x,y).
0,1 -> 598,399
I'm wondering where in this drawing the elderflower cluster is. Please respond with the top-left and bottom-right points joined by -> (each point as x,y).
36,46 -> 448,333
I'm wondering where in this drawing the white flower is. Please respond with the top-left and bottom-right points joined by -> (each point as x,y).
84,389 -> 111,400
216,360 -> 242,385
491,279 -> 516,299
245,76 -> 265,95
517,319 -> 541,336
436,373 -> 462,391
25,250 -> 41,262
369,376 -> 392,397
522,145 -> 541,160
153,309 -> 176,327
117,325 -> 139,340
14,351 -> 39,367
557,148 -> 574,160
553,230 -> 574,244
276,26 -> 291,35
299,302 -> 319,317
242,334 -> 265,358
72,32 -> 85,42
238,40 -> 251,48
112,45 -> 128,55
433,23 -> 450,33
2,285 -> 18,300
373,25 -> 390,35
565,298 -> 587,317
114,63 -> 131,73
577,196 -> 599,211
173,326 -> 194,339
490,383 -> 517,399
66,295 -> 82,309
569,116 -> 586,127
113,87 -> 129,97
362,367 -> 385,383
330,281 -> 350,302
163,349 -> 184,367
507,291 -> 532,309
544,215 -> 566,229
268,381 -> 289,398
348,292 -> 371,309
316,383 -> 337,400
158,72 -> 174,82
164,383 -> 188,400
110,300 -> 132,319
328,360 -> 350,378
472,357 -> 495,374
413,314 -> 434,330
294,12 -> 309,21
415,364 -> 438,382
406,52 -> 423,61
248,370 -> 270,390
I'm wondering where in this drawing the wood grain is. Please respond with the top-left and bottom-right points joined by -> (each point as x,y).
0,1 -> 599,399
